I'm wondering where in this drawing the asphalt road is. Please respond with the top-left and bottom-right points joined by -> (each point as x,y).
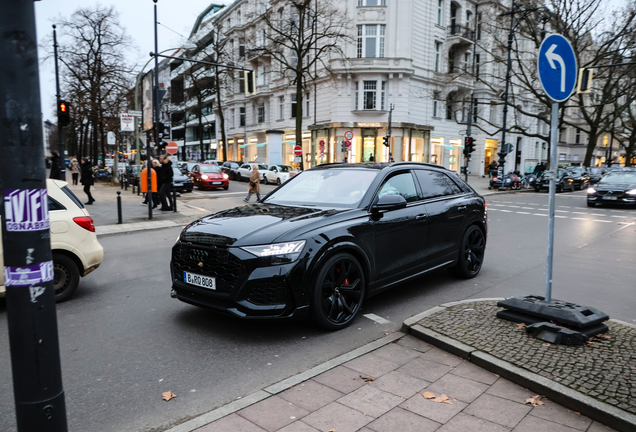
1,189 -> 635,432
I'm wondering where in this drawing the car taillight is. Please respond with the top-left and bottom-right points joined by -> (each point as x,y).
73,216 -> 95,232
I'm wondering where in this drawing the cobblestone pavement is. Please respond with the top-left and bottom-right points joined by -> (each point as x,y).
416,301 -> 636,415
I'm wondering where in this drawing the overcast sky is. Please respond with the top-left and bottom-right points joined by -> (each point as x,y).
34,0 -> 232,120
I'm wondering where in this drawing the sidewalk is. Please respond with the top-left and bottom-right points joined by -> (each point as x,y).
163,299 -> 633,432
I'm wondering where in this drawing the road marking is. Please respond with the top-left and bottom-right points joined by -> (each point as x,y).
521,207 -> 536,210
590,213 -> 604,216
572,211 -> 587,214
555,210 -> 569,213
558,206 -> 571,208
555,215 -> 567,218
592,220 -> 612,223
611,216 -> 625,219
516,211 -> 531,214
363,314 -> 390,324
499,210 -> 512,213
571,217 -> 589,221
533,213 -> 548,216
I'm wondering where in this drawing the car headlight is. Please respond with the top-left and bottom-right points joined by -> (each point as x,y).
241,241 -> 306,265
587,187 -> 596,194
223,173 -> 229,179
627,189 -> 636,195
201,175 -> 209,180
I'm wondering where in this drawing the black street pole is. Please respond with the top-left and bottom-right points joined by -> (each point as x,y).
498,3 -> 516,190
0,2 -> 68,431
53,25 -> 66,181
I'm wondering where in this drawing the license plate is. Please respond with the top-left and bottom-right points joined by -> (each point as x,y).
183,271 -> 216,290
602,196 -> 617,200
212,181 -> 222,185
174,182 -> 182,186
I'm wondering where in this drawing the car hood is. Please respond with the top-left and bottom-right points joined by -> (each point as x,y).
181,204 -> 349,247
174,173 -> 190,182
595,182 -> 636,191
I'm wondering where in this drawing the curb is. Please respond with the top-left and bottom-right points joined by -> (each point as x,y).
403,299 -> 636,432
163,332 -> 404,432
96,220 -> 189,237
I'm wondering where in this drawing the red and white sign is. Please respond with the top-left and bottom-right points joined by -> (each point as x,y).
120,113 -> 134,132
166,141 -> 179,154
344,130 -> 354,141
294,145 -> 302,156
319,140 -> 325,158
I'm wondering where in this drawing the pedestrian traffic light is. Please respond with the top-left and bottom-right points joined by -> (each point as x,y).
58,100 -> 70,126
244,70 -> 256,95
382,136 -> 390,147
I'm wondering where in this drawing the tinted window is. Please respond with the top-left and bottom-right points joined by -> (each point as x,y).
48,196 -> 66,211
61,186 -> 84,209
600,172 -> 636,184
241,164 -> 250,169
377,172 -> 419,203
415,170 -> 462,199
279,166 -> 293,172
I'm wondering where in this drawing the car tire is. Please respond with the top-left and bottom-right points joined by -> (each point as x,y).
277,178 -> 281,185
448,225 -> 486,279
263,176 -> 268,185
311,253 -> 366,331
223,186 -> 229,190
53,253 -> 80,302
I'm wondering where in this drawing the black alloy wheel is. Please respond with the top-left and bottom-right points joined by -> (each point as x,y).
53,253 -> 80,302
449,225 -> 486,279
277,178 -> 281,185
311,253 -> 365,330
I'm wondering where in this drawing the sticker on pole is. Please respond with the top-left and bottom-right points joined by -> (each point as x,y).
3,189 -> 50,232
538,34 -> 577,102
4,261 -> 54,287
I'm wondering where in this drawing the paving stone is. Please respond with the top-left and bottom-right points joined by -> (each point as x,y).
194,414 -> 267,432
512,415 -> 581,432
396,334 -> 434,353
237,395 -> 309,432
276,422 -> 321,432
585,421 -> 617,431
344,353 -> 400,378
462,394 -> 531,428
313,365 -> 366,394
397,357 -> 453,383
435,412 -> 511,432
366,407 -> 441,432
372,342 -> 421,365
425,373 -> 489,403
278,379 -> 344,412
338,384 -> 403,418
449,360 -> 499,385
302,402 -> 373,432
372,370 -> 430,398
399,391 -> 467,424
419,347 -> 464,367
529,400 -> 593,430
485,378 -> 535,402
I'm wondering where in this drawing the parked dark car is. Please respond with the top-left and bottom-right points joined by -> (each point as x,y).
170,163 -> 487,330
188,164 -> 229,190
534,169 -> 575,193
178,162 -> 198,175
172,167 -> 193,193
587,167 -> 604,184
221,161 -> 242,180
566,166 -> 591,190
587,171 -> 636,208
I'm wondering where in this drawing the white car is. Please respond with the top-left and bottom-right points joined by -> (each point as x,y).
263,165 -> 295,185
237,163 -> 268,182
0,179 -> 104,302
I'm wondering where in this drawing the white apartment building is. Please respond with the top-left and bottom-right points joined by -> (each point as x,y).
169,0 -> 621,173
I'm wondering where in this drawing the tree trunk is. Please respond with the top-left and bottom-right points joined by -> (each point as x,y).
214,67 -> 228,161
583,127 -> 599,167
295,64 -> 304,170
198,104 -> 205,162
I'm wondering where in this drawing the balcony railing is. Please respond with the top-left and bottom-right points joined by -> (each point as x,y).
447,24 -> 475,41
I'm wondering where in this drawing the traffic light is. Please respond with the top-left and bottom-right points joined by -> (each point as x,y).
341,140 -> 347,152
382,136 -> 390,147
577,68 -> 593,93
464,136 -> 475,157
157,141 -> 167,153
244,70 -> 256,95
58,100 -> 70,126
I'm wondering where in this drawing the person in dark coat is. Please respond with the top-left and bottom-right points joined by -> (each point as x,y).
49,151 -> 61,180
80,157 -> 95,204
158,155 -> 174,211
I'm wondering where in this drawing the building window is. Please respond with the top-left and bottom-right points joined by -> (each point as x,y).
575,128 -> 581,144
434,42 -> 442,72
240,107 -> 246,127
433,91 -> 441,118
446,96 -> 453,120
437,0 -> 444,26
381,82 -> 386,110
305,92 -> 310,117
475,53 -> 480,78
258,102 -> 265,123
239,39 -> 245,58
278,95 -> 285,119
257,65 -> 265,86
291,93 -> 297,118
358,0 -> 386,5
357,25 -> 385,58
237,10 -> 241,26
476,12 -> 482,40
472,98 -> 478,123
238,73 -> 245,93
231,108 -> 235,128
463,52 -> 471,72
363,81 -> 377,110
489,103 -> 496,124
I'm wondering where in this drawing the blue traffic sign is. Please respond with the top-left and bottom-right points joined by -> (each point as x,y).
538,34 -> 577,102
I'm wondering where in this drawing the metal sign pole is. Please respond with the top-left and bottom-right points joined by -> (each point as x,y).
545,102 -> 559,302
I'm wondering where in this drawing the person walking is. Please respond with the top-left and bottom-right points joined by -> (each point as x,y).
70,158 -> 80,185
80,157 -> 95,205
158,155 -> 174,211
49,151 -> 61,180
244,164 -> 261,202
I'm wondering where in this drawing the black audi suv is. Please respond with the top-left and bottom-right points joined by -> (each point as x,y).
170,163 -> 488,330
587,171 -> 636,208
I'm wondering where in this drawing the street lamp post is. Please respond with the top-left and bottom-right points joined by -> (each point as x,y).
52,24 -> 66,181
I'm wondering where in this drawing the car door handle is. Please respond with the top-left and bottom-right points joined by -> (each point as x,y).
416,214 -> 427,220
457,206 -> 467,211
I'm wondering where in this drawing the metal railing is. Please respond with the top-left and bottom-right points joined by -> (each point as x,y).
448,24 -> 476,41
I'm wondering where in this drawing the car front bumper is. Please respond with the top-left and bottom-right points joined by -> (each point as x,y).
587,194 -> 636,206
170,242 -> 309,319
201,179 -> 229,188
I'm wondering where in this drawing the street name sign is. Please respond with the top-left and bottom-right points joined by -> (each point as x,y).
538,34 -> 577,102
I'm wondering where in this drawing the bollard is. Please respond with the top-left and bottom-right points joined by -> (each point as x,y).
172,187 -> 177,212
117,190 -> 123,224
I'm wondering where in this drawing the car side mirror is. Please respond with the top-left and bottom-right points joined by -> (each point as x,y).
374,194 -> 407,212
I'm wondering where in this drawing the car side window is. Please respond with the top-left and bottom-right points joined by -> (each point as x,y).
193,166 -> 199,172
377,172 -> 419,203
415,170 -> 462,199
48,196 -> 66,211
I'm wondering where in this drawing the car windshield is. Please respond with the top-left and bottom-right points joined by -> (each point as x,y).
599,172 -> 636,185
263,168 -> 377,208
279,166 -> 293,172
173,167 -> 184,176
200,165 -> 222,173
568,167 -> 584,175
